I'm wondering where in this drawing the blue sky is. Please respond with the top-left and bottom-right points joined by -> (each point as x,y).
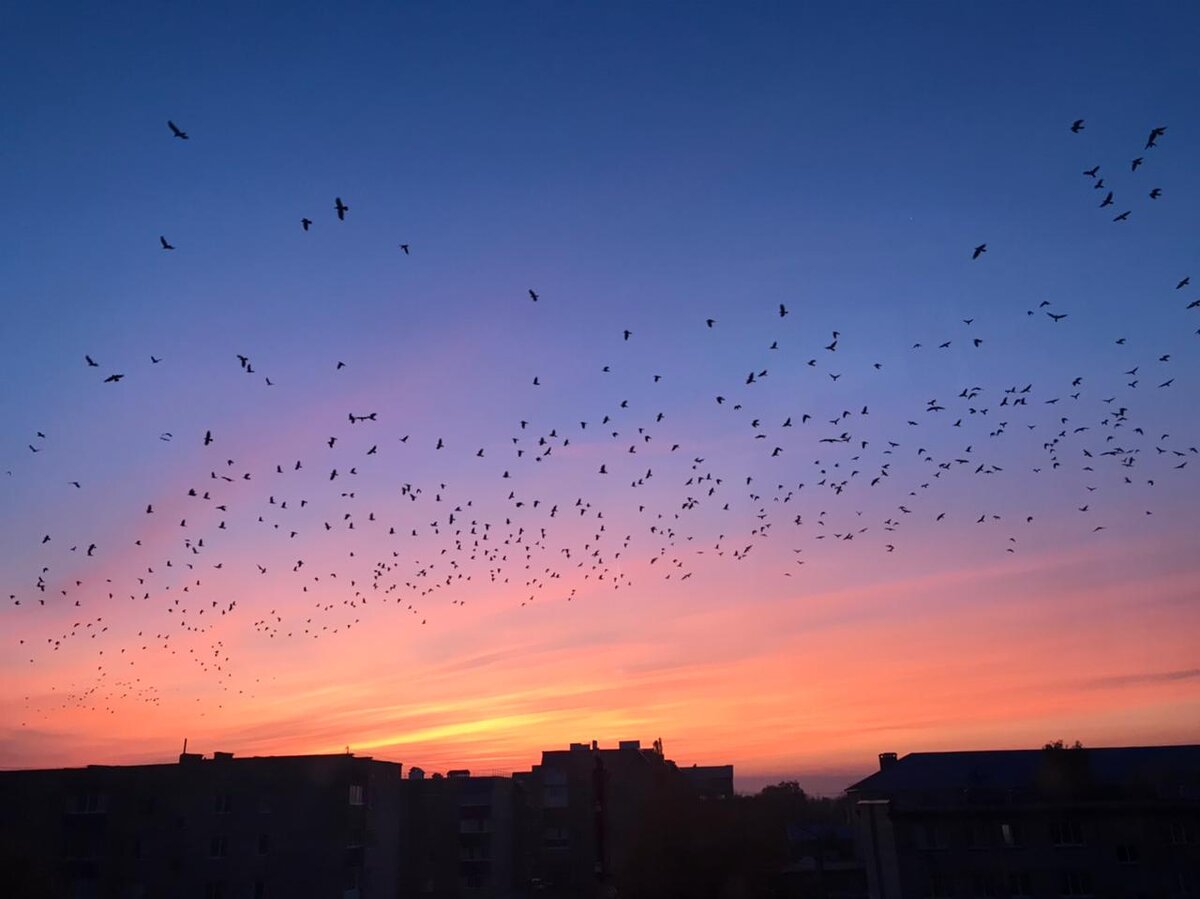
2,2 -> 1198,782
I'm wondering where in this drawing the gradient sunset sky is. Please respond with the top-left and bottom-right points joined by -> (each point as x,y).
2,1 -> 1198,792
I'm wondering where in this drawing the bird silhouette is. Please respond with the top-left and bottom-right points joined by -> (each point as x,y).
1070,119 -> 1085,133
167,120 -> 189,140
972,244 -> 987,259
301,218 -> 312,231
160,236 -> 175,250
335,197 -> 349,220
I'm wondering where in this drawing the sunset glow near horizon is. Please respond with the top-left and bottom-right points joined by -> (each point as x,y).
2,3 -> 1198,792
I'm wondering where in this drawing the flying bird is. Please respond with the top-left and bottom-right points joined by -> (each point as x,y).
160,236 -> 175,250
334,197 -> 349,220
1070,119 -> 1085,133
1099,192 -> 1113,208
399,244 -> 409,255
529,290 -> 539,302
1145,126 -> 1166,149
1131,157 -> 1143,172
1082,165 -> 1100,178
167,120 -> 189,139
1149,188 -> 1162,199
301,218 -> 312,231
972,244 -> 987,259
1112,210 -> 1131,222
103,374 -> 124,383
84,355 -> 98,367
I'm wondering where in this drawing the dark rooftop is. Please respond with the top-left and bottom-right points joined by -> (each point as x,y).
847,745 -> 1200,797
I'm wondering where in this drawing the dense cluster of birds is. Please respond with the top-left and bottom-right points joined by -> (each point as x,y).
4,117 -> 1196,728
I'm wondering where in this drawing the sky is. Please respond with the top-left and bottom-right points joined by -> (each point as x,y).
2,1 -> 1198,794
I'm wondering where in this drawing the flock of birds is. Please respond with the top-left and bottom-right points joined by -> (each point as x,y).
4,116 -> 1197,729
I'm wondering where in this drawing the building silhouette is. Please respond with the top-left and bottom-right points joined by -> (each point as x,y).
849,744 -> 1200,899
0,750 -> 404,899
0,738 -> 732,898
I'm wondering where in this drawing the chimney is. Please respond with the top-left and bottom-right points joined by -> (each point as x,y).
879,752 -> 899,771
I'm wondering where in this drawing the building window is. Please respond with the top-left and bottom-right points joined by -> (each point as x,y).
204,884 -> 225,899
209,835 -> 227,858
543,826 -> 569,849
1001,822 -> 1021,848
1170,821 -> 1190,845
925,869 -> 952,898
71,792 -> 105,814
253,882 -> 265,899
542,768 -> 568,808
258,833 -> 270,855
1060,871 -> 1093,897
132,836 -> 143,859
348,784 -> 366,806
971,871 -> 1000,897
1008,872 -> 1033,897
968,822 -> 991,849
921,823 -> 948,850
214,792 -> 232,814
1116,843 -> 1140,864
1050,820 -> 1084,846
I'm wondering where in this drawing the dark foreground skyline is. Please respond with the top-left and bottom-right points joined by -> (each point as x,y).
3,2 -> 1199,782
3,738 -> 1197,898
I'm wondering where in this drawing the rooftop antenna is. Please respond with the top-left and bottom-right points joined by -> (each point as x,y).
182,738 -> 188,755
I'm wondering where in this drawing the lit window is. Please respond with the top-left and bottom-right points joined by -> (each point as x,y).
348,784 -> 365,806
1001,823 -> 1021,847
209,835 -> 227,858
